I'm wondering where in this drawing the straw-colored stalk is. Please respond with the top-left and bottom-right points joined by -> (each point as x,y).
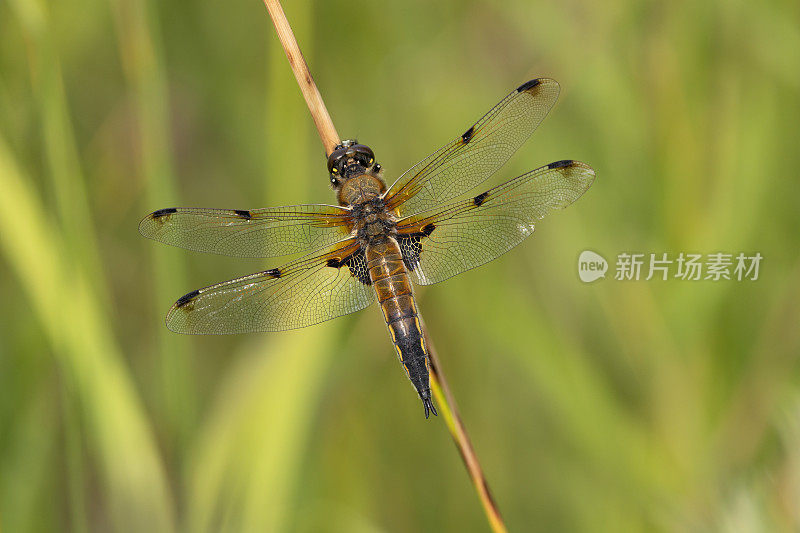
260,1 -> 508,531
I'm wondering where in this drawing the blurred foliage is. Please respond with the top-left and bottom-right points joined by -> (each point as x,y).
1,0 -> 799,531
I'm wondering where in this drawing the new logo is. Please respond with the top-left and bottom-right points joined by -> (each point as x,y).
578,250 -> 608,283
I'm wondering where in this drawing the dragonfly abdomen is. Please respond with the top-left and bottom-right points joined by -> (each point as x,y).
366,238 -> 437,418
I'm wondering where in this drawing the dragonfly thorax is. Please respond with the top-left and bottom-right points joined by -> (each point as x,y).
337,172 -> 387,207
345,185 -> 396,244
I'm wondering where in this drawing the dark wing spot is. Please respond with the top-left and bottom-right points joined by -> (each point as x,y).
175,289 -> 200,308
461,126 -> 475,144
234,209 -> 252,220
473,191 -> 489,207
327,251 -> 370,285
343,248 -> 371,286
399,235 -> 422,272
548,159 -> 574,169
265,268 -> 281,279
152,207 -> 177,218
399,224 -> 436,272
517,79 -> 541,92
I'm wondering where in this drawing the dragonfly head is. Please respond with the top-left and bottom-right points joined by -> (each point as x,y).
327,140 -> 377,188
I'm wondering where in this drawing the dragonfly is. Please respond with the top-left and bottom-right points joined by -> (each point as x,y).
140,78 -> 595,418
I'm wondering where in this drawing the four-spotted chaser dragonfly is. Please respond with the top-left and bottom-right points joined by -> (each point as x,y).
140,78 -> 595,418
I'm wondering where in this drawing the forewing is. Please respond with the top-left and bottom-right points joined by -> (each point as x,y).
395,160 -> 595,285
384,78 -> 561,217
139,204 -> 353,258
165,239 -> 373,333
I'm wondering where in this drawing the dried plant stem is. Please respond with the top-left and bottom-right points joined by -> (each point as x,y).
423,321 -> 508,533
262,0 -> 340,156
261,2 -> 507,531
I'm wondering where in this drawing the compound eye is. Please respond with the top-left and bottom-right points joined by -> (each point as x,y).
353,144 -> 375,166
327,147 -> 347,174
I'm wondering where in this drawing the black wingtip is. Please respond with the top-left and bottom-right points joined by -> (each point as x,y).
151,207 -> 178,218
548,159 -> 574,169
423,397 -> 438,419
175,289 -> 200,308
517,79 -> 542,92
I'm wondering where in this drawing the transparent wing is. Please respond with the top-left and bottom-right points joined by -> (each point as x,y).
165,239 -> 374,334
384,78 -> 561,217
395,160 -> 595,285
139,204 -> 353,258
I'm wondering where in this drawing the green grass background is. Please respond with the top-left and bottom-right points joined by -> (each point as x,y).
1,0 -> 799,531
